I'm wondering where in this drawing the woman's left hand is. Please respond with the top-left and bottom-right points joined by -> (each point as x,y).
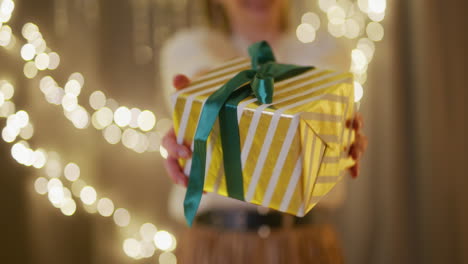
346,113 -> 368,178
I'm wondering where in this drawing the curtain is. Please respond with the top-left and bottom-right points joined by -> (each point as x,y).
336,1 -> 468,264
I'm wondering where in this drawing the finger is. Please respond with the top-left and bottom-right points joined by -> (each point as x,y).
164,156 -> 189,186
354,114 -> 364,130
355,133 -> 369,152
349,162 -> 360,179
346,114 -> 364,131
348,144 -> 361,160
162,129 -> 191,159
173,74 -> 191,90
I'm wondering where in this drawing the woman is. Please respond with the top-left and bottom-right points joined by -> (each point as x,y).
161,0 -> 368,263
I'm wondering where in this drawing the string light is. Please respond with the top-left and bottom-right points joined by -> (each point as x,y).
297,0 -> 387,102
6,19 -> 167,154
0,79 -> 177,262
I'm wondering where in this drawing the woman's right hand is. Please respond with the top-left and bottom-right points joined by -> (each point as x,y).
162,74 -> 192,187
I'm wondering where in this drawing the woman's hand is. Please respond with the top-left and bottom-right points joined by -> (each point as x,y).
346,113 -> 368,178
162,74 -> 192,187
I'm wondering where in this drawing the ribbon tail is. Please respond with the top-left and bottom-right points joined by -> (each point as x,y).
183,70 -> 254,226
219,85 -> 252,201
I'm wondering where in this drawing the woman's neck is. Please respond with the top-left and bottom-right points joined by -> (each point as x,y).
230,19 -> 282,46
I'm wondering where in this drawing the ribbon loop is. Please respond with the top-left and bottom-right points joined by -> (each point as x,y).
252,72 -> 274,104
248,41 -> 276,70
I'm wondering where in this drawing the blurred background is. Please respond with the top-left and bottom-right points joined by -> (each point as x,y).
0,0 -> 466,263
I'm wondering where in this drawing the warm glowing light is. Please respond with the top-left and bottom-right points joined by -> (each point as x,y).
32,149 -> 47,168
160,146 -> 168,159
344,19 -> 360,39
24,61 -> 38,79
140,223 -> 158,242
366,22 -> 384,41
327,6 -> 346,25
34,177 -> 49,195
114,106 -> 131,127
47,52 -> 60,70
357,0 -> 369,13
69,72 -> 84,87
2,126 -> 17,142
46,157 -> 61,178
123,239 -> 141,259
95,107 -> 114,128
97,197 -> 114,217
296,23 -> 316,43
0,101 -> 15,117
318,0 -> 336,12
357,38 -> 375,61
64,162 -> 80,181
83,203 -> 98,214
21,43 -> 36,61
64,79 -> 81,96
122,128 -> 139,149
0,80 -> 13,99
0,81 -> 13,100
0,25 -> 12,46
48,184 -> 65,205
0,92 -> 4,107
89,91 -> 106,110
153,231 -> 174,251
351,49 -> 368,74
103,124 -> 122,144
133,133 -> 149,153
80,186 -> 97,205
106,98 -> 119,111
68,106 -> 89,129
129,108 -> 141,128
60,199 -> 77,216
368,0 -> 386,13
301,12 -> 320,30
0,0 -> 15,15
71,179 -> 86,197
354,81 -> 364,102
113,208 -> 131,227
21,23 -> 40,40
15,110 -> 29,128
35,53 -> 50,71
159,252 -> 177,264
61,93 -> 78,112
47,178 -> 62,190
137,110 -> 156,131
31,37 -> 46,54
328,22 -> 346,37
140,241 -> 156,258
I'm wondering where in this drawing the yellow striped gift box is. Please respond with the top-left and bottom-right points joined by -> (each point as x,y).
171,57 -> 356,217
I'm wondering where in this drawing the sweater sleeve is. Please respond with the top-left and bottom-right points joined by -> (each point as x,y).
159,28 -> 231,110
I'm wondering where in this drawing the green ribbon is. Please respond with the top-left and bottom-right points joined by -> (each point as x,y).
184,41 -> 313,226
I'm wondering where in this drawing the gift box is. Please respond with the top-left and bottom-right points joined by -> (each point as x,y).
171,41 -> 355,225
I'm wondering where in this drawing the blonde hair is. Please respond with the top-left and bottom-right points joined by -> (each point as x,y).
204,0 -> 290,33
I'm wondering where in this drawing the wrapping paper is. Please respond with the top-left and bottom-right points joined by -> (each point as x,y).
171,56 -> 355,217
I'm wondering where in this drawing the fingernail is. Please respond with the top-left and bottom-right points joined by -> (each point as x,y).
178,148 -> 189,158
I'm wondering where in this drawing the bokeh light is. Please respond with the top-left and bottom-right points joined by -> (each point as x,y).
64,162 -> 80,181
296,23 -> 316,43
80,186 -> 97,205
113,208 -> 131,227
154,231 -> 174,251
97,197 -> 115,217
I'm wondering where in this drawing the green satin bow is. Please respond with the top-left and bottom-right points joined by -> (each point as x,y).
183,41 -> 313,226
